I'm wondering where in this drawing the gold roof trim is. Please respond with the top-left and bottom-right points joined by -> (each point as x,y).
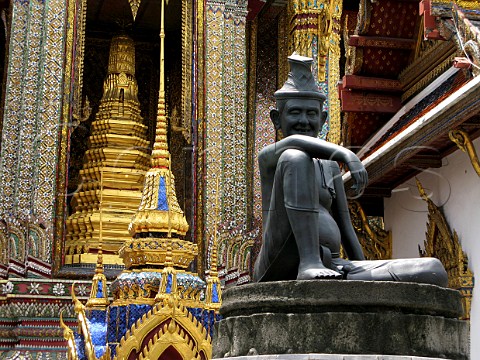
416,178 -> 474,319
60,311 -> 79,360
119,238 -> 198,269
113,296 -> 212,360
433,0 -> 480,11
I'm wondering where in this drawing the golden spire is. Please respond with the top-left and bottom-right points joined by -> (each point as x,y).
151,0 -> 170,170
205,179 -> 222,310
87,175 -> 109,309
85,245 -> 110,309
122,0 -> 194,270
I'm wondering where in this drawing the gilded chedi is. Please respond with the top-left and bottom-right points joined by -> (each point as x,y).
65,34 -> 150,265
121,27 -> 190,270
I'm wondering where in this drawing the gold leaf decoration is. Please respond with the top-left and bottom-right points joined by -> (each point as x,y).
129,0 -> 141,21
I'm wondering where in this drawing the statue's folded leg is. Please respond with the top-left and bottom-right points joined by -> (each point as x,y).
254,149 -> 340,281
344,258 -> 448,287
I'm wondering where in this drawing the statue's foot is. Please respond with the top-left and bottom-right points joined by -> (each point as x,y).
297,266 -> 342,280
331,257 -> 355,273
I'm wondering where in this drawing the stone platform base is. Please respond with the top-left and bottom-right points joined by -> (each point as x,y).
213,281 -> 469,359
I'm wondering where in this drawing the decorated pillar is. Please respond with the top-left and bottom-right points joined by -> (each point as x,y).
202,0 -> 248,272
0,0 -> 70,277
289,0 -> 343,143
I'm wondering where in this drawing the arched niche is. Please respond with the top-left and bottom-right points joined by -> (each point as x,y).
56,0 -> 195,274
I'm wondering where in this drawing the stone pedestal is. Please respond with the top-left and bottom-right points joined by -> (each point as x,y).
213,281 -> 469,359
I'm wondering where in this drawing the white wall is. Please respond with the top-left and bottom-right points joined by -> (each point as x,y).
384,137 -> 480,358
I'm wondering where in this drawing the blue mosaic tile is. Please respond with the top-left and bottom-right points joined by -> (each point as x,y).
86,310 -> 107,359
212,283 -> 219,303
107,306 -> 118,343
97,280 -> 104,298
187,307 -> 203,323
166,273 -> 173,293
108,343 -> 117,358
88,309 -> 107,324
157,176 -> 168,210
127,304 -> 152,330
117,306 -> 127,341
74,331 -> 86,360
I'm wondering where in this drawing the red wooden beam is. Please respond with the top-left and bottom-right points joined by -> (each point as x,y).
340,90 -> 402,113
342,75 -> 402,92
349,35 -> 415,50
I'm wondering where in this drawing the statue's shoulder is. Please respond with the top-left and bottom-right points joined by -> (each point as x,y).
258,143 -> 279,171
258,143 -> 275,158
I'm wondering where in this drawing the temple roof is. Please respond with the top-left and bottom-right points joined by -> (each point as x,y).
340,0 -> 480,210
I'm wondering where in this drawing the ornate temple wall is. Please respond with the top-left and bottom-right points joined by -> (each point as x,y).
0,0 -> 69,276
202,0 -> 249,275
384,137 -> 480,357
250,7 -> 283,236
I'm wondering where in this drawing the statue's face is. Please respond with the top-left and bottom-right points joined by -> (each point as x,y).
279,98 -> 323,137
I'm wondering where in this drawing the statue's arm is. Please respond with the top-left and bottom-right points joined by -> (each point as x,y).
274,135 -> 368,194
330,162 -> 365,260
273,135 -> 355,161
258,144 -> 278,221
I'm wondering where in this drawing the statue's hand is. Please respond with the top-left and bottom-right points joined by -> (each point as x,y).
346,160 -> 368,195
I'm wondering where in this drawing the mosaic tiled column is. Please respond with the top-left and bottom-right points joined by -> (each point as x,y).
251,10 -> 282,227
326,2 -> 343,144
0,0 -> 67,274
204,0 -> 248,269
289,0 -> 343,143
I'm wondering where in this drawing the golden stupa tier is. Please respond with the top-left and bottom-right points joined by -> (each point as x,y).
66,210 -> 137,263
83,149 -> 150,171
119,238 -> 198,270
128,167 -> 189,237
124,166 -> 192,269
89,119 -> 147,138
88,126 -> 148,147
69,187 -> 142,214
65,34 -> 150,266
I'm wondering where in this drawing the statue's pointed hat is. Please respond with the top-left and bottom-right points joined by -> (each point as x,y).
275,53 -> 326,101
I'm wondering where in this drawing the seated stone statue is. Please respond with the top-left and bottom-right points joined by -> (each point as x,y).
253,54 -> 448,287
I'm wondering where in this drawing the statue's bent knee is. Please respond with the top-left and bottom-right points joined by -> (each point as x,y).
277,149 -> 317,210
418,258 -> 448,287
278,148 -> 311,166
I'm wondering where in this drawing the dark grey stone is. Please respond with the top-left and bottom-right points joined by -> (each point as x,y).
213,281 -> 469,359
220,280 -> 464,318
